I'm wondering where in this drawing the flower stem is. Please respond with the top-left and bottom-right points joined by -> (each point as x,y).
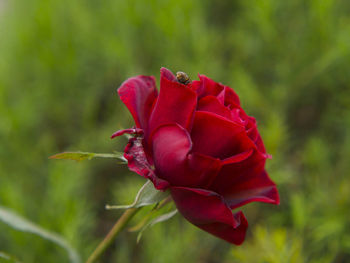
86,207 -> 141,263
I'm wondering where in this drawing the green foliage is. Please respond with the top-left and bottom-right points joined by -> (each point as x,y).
227,226 -> 304,263
49,151 -> 126,162
106,180 -> 170,210
1,0 -> 350,262
0,206 -> 80,263
0,252 -> 21,263
136,209 -> 177,242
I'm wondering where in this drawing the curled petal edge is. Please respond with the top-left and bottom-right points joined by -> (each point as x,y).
111,128 -> 143,139
124,136 -> 169,190
170,186 -> 248,245
117,75 -> 158,132
150,123 -> 222,188
222,170 -> 280,210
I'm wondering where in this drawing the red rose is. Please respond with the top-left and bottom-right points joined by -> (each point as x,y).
113,68 -> 279,245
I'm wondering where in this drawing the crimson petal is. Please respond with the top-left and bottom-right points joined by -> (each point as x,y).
111,128 -> 143,139
221,149 -> 254,165
160,67 -> 177,82
149,68 -> 197,134
234,112 -> 268,155
118,76 -> 158,134
223,170 -> 279,209
211,151 -> 279,209
217,86 -> 240,107
245,116 -> 258,141
197,96 -> 233,120
192,74 -> 223,99
192,75 -> 240,106
171,187 -> 248,245
152,124 -> 221,187
191,111 -> 255,159
226,171 -> 280,209
255,133 -> 269,155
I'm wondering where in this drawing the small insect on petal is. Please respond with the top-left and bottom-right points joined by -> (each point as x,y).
176,71 -> 191,85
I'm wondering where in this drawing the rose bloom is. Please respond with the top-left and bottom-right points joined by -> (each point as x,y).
112,68 -> 279,245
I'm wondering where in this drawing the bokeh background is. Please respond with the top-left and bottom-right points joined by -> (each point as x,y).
1,0 -> 350,262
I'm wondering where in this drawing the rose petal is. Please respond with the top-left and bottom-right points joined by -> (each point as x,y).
171,187 -> 248,245
245,116 -> 258,141
223,170 -> 280,209
118,75 -> 158,134
211,150 -> 279,209
152,124 -> 191,181
197,96 -> 233,120
210,149 -> 265,193
192,74 -> 223,99
186,153 -> 222,188
232,111 -> 268,155
255,133 -> 268,155
124,136 -> 169,190
243,114 -> 269,155
217,86 -> 240,107
111,128 -> 143,139
151,124 -> 221,187
149,68 -> 197,134
190,111 -> 255,159
160,67 -> 177,82
221,149 -> 254,165
192,75 -> 240,106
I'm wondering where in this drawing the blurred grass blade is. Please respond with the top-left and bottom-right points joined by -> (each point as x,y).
106,180 -> 169,210
0,252 -> 21,263
0,206 -> 81,263
137,210 -> 177,243
49,151 -> 126,163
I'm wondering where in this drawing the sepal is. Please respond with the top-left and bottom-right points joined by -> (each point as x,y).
136,209 -> 177,243
106,180 -> 169,210
49,151 -> 126,163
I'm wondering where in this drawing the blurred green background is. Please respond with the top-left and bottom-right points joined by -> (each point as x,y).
1,0 -> 350,262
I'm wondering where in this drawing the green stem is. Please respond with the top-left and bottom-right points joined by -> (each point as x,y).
86,207 -> 141,263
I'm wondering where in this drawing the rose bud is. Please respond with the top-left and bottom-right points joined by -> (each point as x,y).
113,67 -> 279,245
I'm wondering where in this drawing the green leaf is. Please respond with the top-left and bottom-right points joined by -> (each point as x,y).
137,210 -> 177,243
49,151 -> 126,163
0,206 -> 81,263
106,181 -> 169,210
